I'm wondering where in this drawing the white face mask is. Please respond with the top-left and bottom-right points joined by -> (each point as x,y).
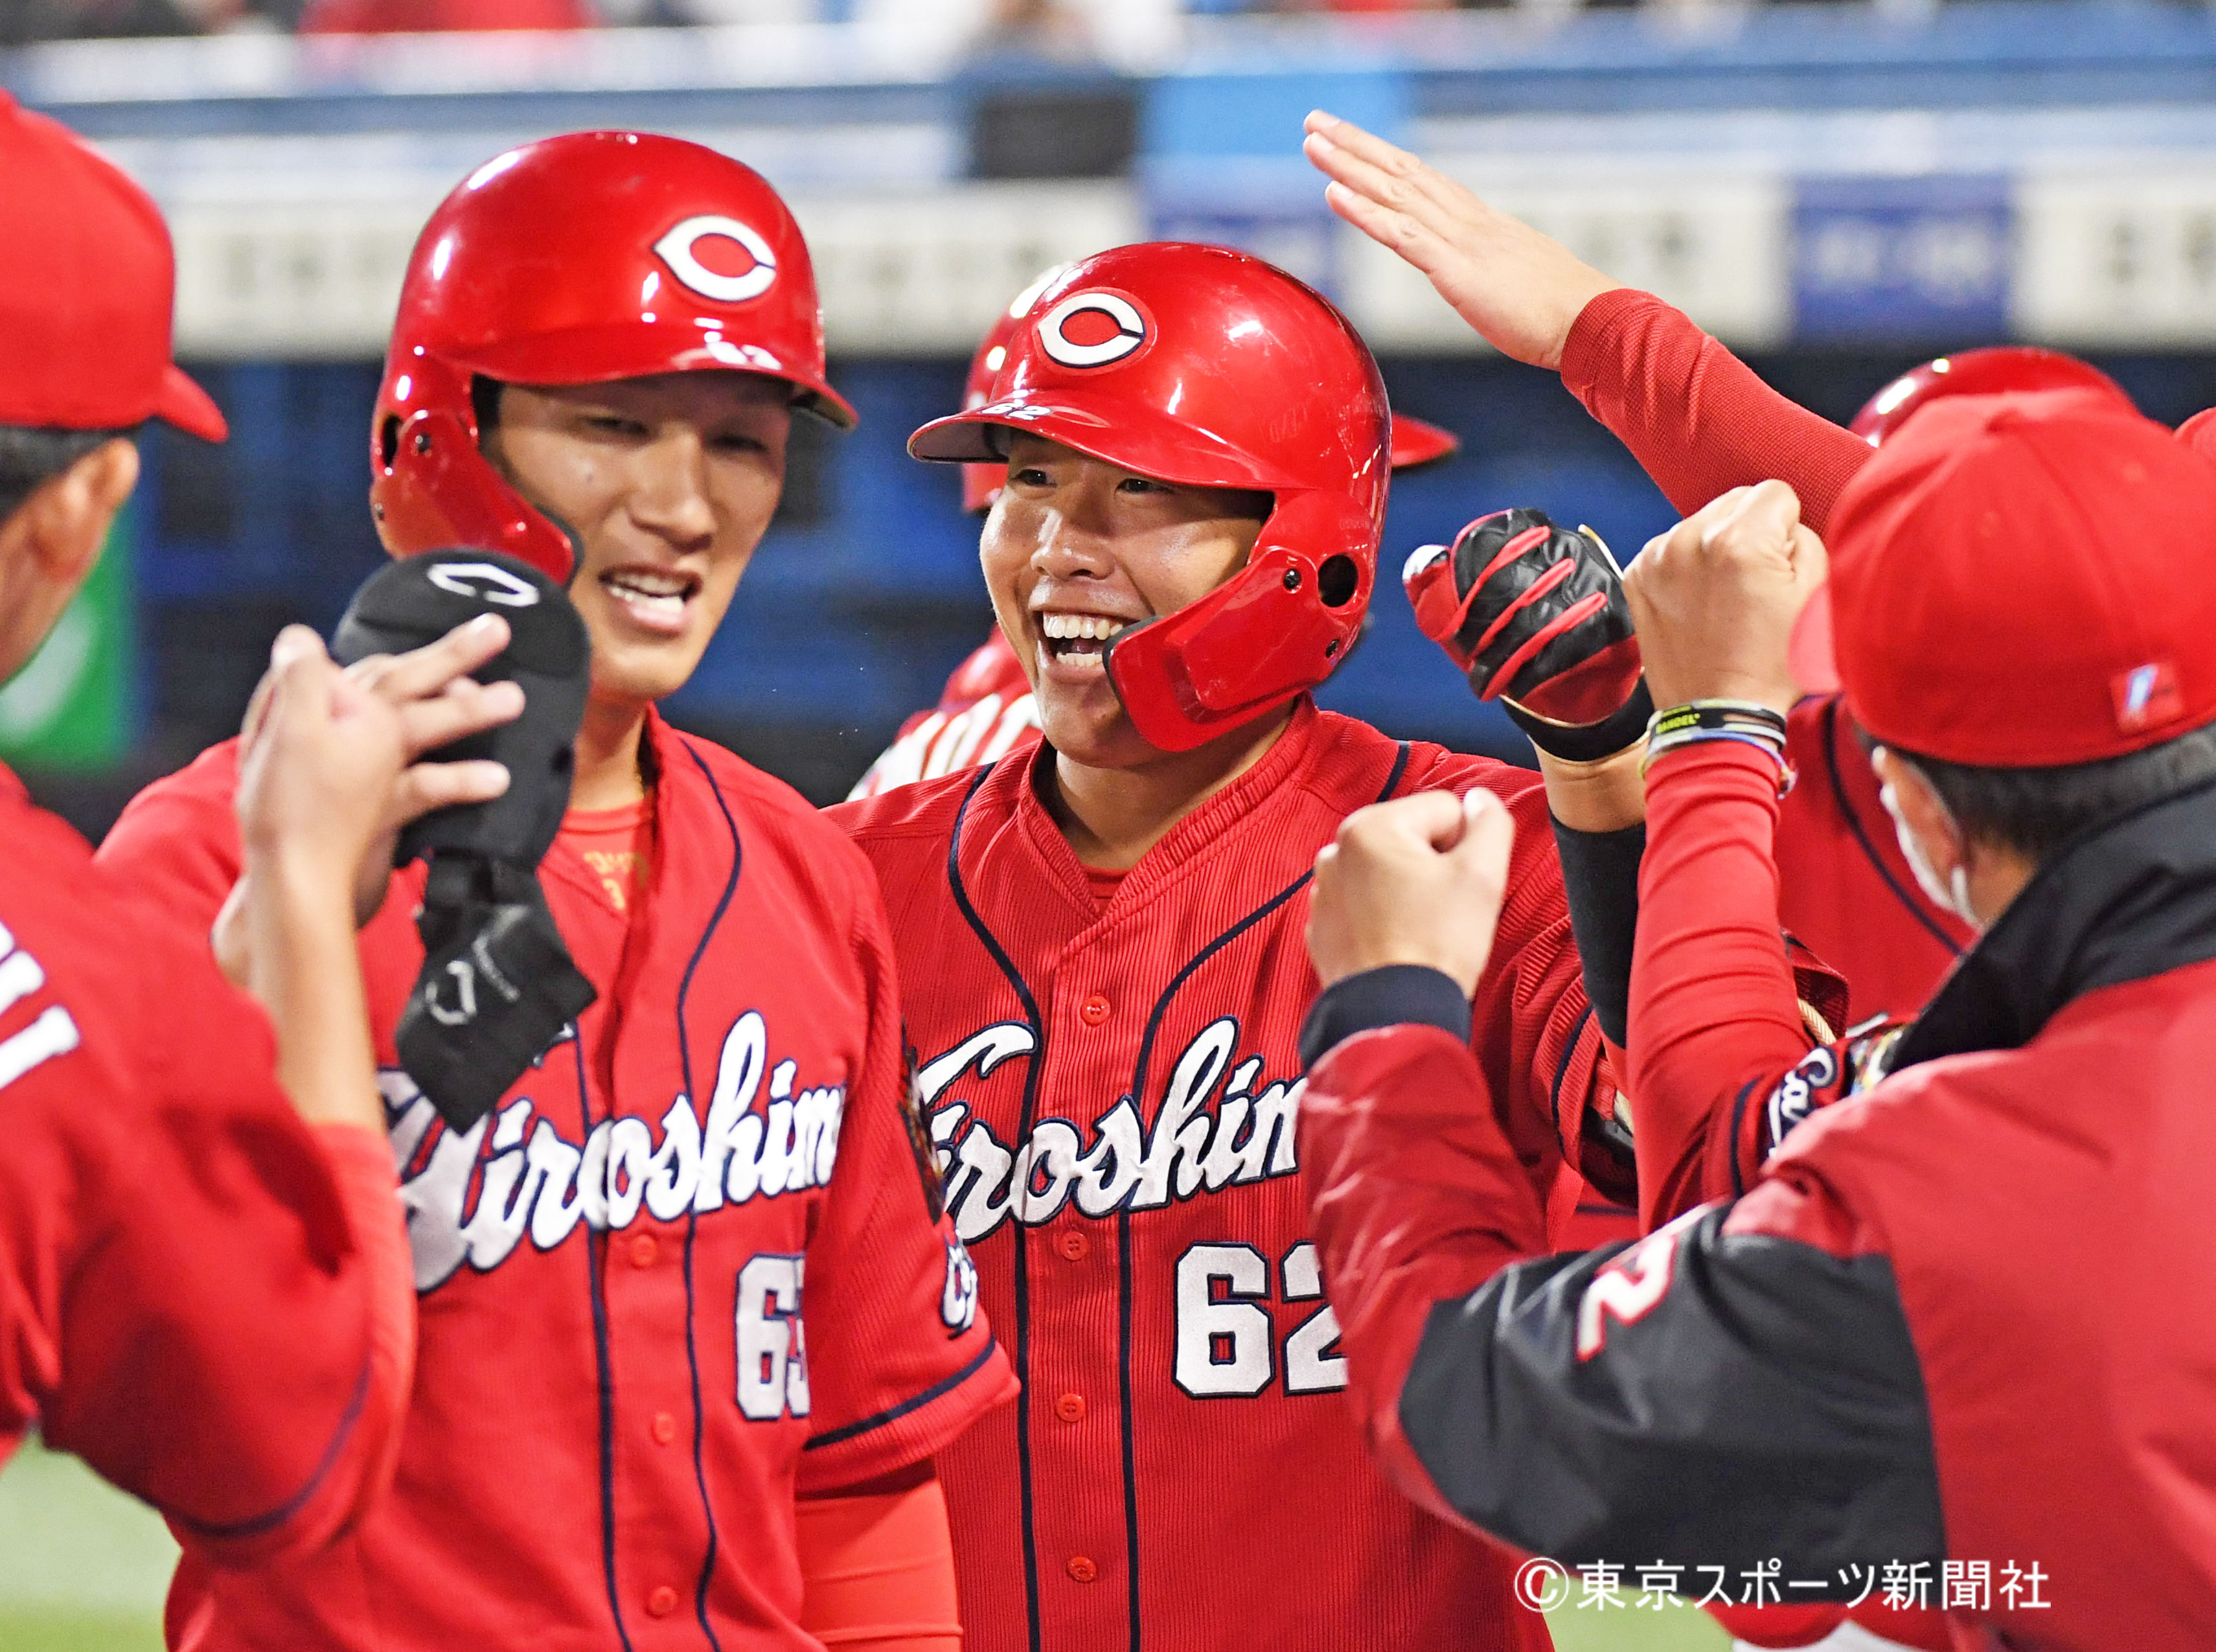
1879,776 -> 1982,930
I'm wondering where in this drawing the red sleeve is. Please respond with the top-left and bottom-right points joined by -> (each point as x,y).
1559,290 -> 1873,535
95,742 -> 246,935
1297,1024 -> 1548,1531
3,891 -> 406,1565
794,886 -> 1016,1492
795,1470 -> 961,1651
297,1122 -> 415,1546
1627,740 -> 1825,1230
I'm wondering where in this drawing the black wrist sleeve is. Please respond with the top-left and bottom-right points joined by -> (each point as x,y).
1550,817 -> 1645,1048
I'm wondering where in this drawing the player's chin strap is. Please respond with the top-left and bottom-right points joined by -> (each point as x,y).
332,548 -> 598,1131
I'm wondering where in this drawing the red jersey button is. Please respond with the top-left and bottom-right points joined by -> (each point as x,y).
629,1233 -> 659,1268
1066,1556 -> 1098,1585
1054,1393 -> 1086,1423
651,1412 -> 677,1445
646,1586 -> 679,1618
1057,1230 -> 1089,1261
1079,993 -> 1111,1026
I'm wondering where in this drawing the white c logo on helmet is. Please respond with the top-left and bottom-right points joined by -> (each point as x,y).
1038,292 -> 1147,369
428,561 -> 541,608
654,215 -> 779,304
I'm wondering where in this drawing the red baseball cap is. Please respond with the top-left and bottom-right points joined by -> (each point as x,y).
0,93 -> 227,442
1814,391 -> 2216,766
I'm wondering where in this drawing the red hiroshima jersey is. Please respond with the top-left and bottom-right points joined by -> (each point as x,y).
830,700 -> 1612,1652
0,768 -> 409,1564
849,630 -> 1041,801
98,709 -> 1013,1652
853,635 -> 1639,1250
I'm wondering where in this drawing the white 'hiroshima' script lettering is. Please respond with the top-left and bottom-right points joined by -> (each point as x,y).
388,1011 -> 845,1292
917,1016 -> 1300,1245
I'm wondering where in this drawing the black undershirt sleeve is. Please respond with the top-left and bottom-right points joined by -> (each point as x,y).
1549,817 -> 1644,1050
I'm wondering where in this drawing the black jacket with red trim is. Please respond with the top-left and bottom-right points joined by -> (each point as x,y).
1297,777 -> 2216,1651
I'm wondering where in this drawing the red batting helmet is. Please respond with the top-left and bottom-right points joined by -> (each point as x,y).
1849,347 -> 2127,447
957,267 -> 1455,516
913,243 -> 1391,751
370,131 -> 855,583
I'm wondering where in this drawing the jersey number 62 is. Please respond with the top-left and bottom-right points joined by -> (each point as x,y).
1173,1241 -> 1345,1399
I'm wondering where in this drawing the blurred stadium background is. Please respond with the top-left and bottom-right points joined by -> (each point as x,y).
4,0 -> 2213,1646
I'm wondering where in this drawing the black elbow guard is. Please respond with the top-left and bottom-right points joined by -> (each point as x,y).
332,549 -> 597,1130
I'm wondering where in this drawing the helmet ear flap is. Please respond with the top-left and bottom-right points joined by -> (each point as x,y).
369,400 -> 580,586
1104,491 -> 1376,752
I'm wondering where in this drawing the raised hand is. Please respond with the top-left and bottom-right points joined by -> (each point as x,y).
218,617 -> 523,990
238,615 -> 523,926
1302,109 -> 1620,371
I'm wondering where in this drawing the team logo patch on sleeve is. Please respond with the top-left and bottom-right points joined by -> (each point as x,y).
901,1037 -> 948,1224
1763,1045 -> 1838,1161
1759,1022 -> 1906,1164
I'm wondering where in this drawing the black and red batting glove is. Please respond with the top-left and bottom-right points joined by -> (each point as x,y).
1403,507 -> 1652,761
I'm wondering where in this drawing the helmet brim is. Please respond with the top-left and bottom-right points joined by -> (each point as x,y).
452,323 -> 858,431
911,398 -> 1308,495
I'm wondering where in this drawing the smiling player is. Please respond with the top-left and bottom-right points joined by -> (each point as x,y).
848,267 -> 1465,801
832,242 -> 1623,1652
97,131 -> 1012,1651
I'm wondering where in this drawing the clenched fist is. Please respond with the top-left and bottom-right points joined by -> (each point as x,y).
1307,788 -> 1516,997
1622,481 -> 1829,715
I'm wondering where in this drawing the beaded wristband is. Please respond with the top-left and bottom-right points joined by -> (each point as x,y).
1641,702 -> 1796,797
1646,698 -> 1788,743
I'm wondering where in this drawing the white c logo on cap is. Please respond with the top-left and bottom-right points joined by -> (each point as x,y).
428,561 -> 541,608
1038,292 -> 1147,369
654,215 -> 779,304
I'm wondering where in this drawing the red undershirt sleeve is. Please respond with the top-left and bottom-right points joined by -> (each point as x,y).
1559,290 -> 1874,535
1628,742 -> 1816,1231
795,1470 -> 963,1651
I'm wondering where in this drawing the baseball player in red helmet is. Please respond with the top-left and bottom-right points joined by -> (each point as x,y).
0,93 -> 527,1566
830,241 -> 1625,1652
1295,112 -> 2167,1030
850,266 -> 1465,801
98,130 -> 1013,1650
